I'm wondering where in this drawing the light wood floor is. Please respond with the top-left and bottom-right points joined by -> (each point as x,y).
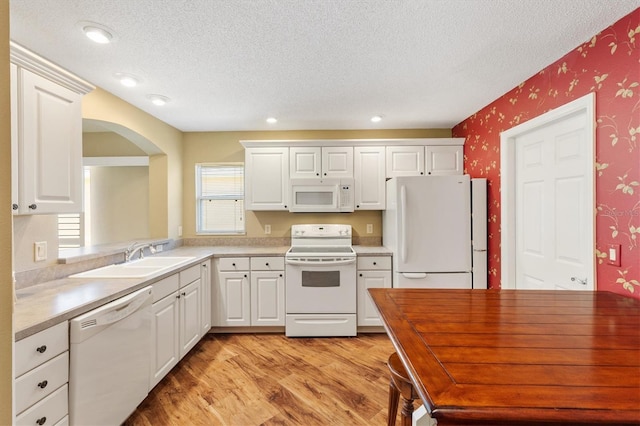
124,332 -> 408,426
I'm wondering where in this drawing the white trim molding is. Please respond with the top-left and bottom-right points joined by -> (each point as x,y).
500,92 -> 596,290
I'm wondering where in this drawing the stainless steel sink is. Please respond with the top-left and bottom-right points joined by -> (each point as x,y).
70,256 -> 196,278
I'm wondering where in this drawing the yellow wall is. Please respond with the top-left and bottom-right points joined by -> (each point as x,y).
83,131 -> 147,157
0,0 -> 13,421
182,129 -> 451,240
82,88 -> 183,239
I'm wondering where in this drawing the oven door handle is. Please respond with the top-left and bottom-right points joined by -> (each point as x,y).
285,258 -> 356,266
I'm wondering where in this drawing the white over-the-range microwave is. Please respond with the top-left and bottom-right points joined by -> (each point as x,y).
289,178 -> 354,213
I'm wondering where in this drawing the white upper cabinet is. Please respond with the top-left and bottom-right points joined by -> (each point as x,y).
289,147 -> 321,178
354,146 -> 385,210
321,147 -> 353,178
10,42 -> 94,215
245,147 -> 289,210
290,146 -> 353,179
426,145 -> 464,175
386,143 -> 463,177
386,146 -> 425,177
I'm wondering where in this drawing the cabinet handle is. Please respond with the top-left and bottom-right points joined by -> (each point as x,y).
265,262 -> 269,266
202,264 -> 207,268
316,173 -> 320,176
182,292 -> 186,296
28,204 -> 37,210
36,417 -> 47,425
37,380 -> 48,389
373,262 -> 377,265
420,172 -> 424,175
284,205 -> 287,208
356,205 -> 360,208
232,263 -> 236,266
12,204 -> 18,211
359,273 -> 363,277
244,274 -> 247,278
36,345 -> 47,354
323,172 -> 327,176
279,274 -> 283,277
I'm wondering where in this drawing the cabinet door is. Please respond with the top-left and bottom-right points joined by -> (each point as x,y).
250,271 -> 285,326
179,279 -> 202,358
10,63 -> 19,214
201,260 -> 212,334
290,147 -> 321,179
386,146 -> 425,177
19,68 -> 83,214
426,145 -> 463,175
322,147 -> 353,177
245,147 -> 289,210
354,147 -> 385,210
150,293 -> 180,389
215,271 -> 251,326
357,270 -> 392,326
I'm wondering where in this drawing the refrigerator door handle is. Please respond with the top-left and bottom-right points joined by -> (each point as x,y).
401,273 -> 428,279
400,184 -> 407,263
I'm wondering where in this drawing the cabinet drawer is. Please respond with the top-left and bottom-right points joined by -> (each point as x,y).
15,322 -> 68,377
357,256 -> 391,270
217,257 -> 250,271
16,351 -> 69,414
152,273 -> 179,302
179,264 -> 200,287
250,257 -> 284,271
15,383 -> 68,426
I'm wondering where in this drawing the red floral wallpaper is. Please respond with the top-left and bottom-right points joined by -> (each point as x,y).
453,9 -> 640,299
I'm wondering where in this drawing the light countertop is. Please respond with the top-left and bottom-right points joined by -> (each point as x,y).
15,245 -> 390,340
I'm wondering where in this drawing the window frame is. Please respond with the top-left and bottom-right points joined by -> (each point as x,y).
195,162 -> 245,235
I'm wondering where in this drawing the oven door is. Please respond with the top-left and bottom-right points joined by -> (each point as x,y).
285,257 -> 356,314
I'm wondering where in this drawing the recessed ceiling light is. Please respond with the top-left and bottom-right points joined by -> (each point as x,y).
78,21 -> 117,44
266,117 -> 278,124
371,115 -> 383,123
147,94 -> 170,106
114,73 -> 140,87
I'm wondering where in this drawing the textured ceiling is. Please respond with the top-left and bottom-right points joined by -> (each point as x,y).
9,0 -> 640,132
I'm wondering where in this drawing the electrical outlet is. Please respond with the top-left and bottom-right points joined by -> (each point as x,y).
366,224 -> 373,234
155,244 -> 163,252
34,241 -> 47,262
264,224 -> 271,235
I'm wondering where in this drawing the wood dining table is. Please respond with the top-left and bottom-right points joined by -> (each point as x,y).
368,288 -> 640,425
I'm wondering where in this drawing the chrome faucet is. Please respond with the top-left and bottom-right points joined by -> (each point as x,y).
125,242 -> 157,262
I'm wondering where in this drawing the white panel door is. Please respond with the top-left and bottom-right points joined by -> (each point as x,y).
386,146 -> 425,177
250,271 -> 285,326
321,146 -> 353,177
245,147 -> 289,210
514,107 -> 593,291
426,145 -> 463,175
179,279 -> 201,357
216,272 -> 250,326
354,146 -> 385,210
150,294 -> 179,389
290,147 -> 321,178
357,270 -> 391,326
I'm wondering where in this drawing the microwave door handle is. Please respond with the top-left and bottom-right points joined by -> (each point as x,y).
400,184 -> 407,263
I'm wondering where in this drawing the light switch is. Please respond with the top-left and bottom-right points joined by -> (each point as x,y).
366,224 -> 373,234
607,244 -> 621,266
264,224 -> 271,234
34,241 -> 47,262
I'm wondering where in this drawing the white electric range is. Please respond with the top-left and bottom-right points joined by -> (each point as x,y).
285,224 -> 357,337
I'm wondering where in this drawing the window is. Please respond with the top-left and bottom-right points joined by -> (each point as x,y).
196,163 -> 245,234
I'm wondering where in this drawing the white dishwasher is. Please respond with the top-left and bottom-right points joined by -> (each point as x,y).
69,286 -> 152,426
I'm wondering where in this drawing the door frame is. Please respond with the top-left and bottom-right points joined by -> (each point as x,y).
500,92 -> 596,290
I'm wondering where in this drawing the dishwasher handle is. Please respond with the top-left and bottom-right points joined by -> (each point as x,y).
70,286 -> 152,344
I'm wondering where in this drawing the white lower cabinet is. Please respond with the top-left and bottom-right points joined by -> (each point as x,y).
214,256 -> 285,327
14,321 -> 69,425
250,257 -> 285,326
150,264 -> 203,390
201,259 -> 212,333
357,256 -> 392,327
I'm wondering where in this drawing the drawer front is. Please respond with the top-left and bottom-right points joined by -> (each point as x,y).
15,383 -> 68,426
152,273 -> 180,302
357,256 -> 391,270
15,322 -> 68,377
16,352 -> 69,414
217,257 -> 250,271
250,257 -> 284,271
179,264 -> 201,287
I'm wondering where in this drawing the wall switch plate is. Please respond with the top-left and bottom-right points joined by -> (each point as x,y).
34,241 -> 47,262
366,224 -> 373,234
607,244 -> 621,266
264,224 -> 271,235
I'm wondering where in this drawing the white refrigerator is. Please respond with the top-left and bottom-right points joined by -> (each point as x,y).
383,175 -> 487,289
